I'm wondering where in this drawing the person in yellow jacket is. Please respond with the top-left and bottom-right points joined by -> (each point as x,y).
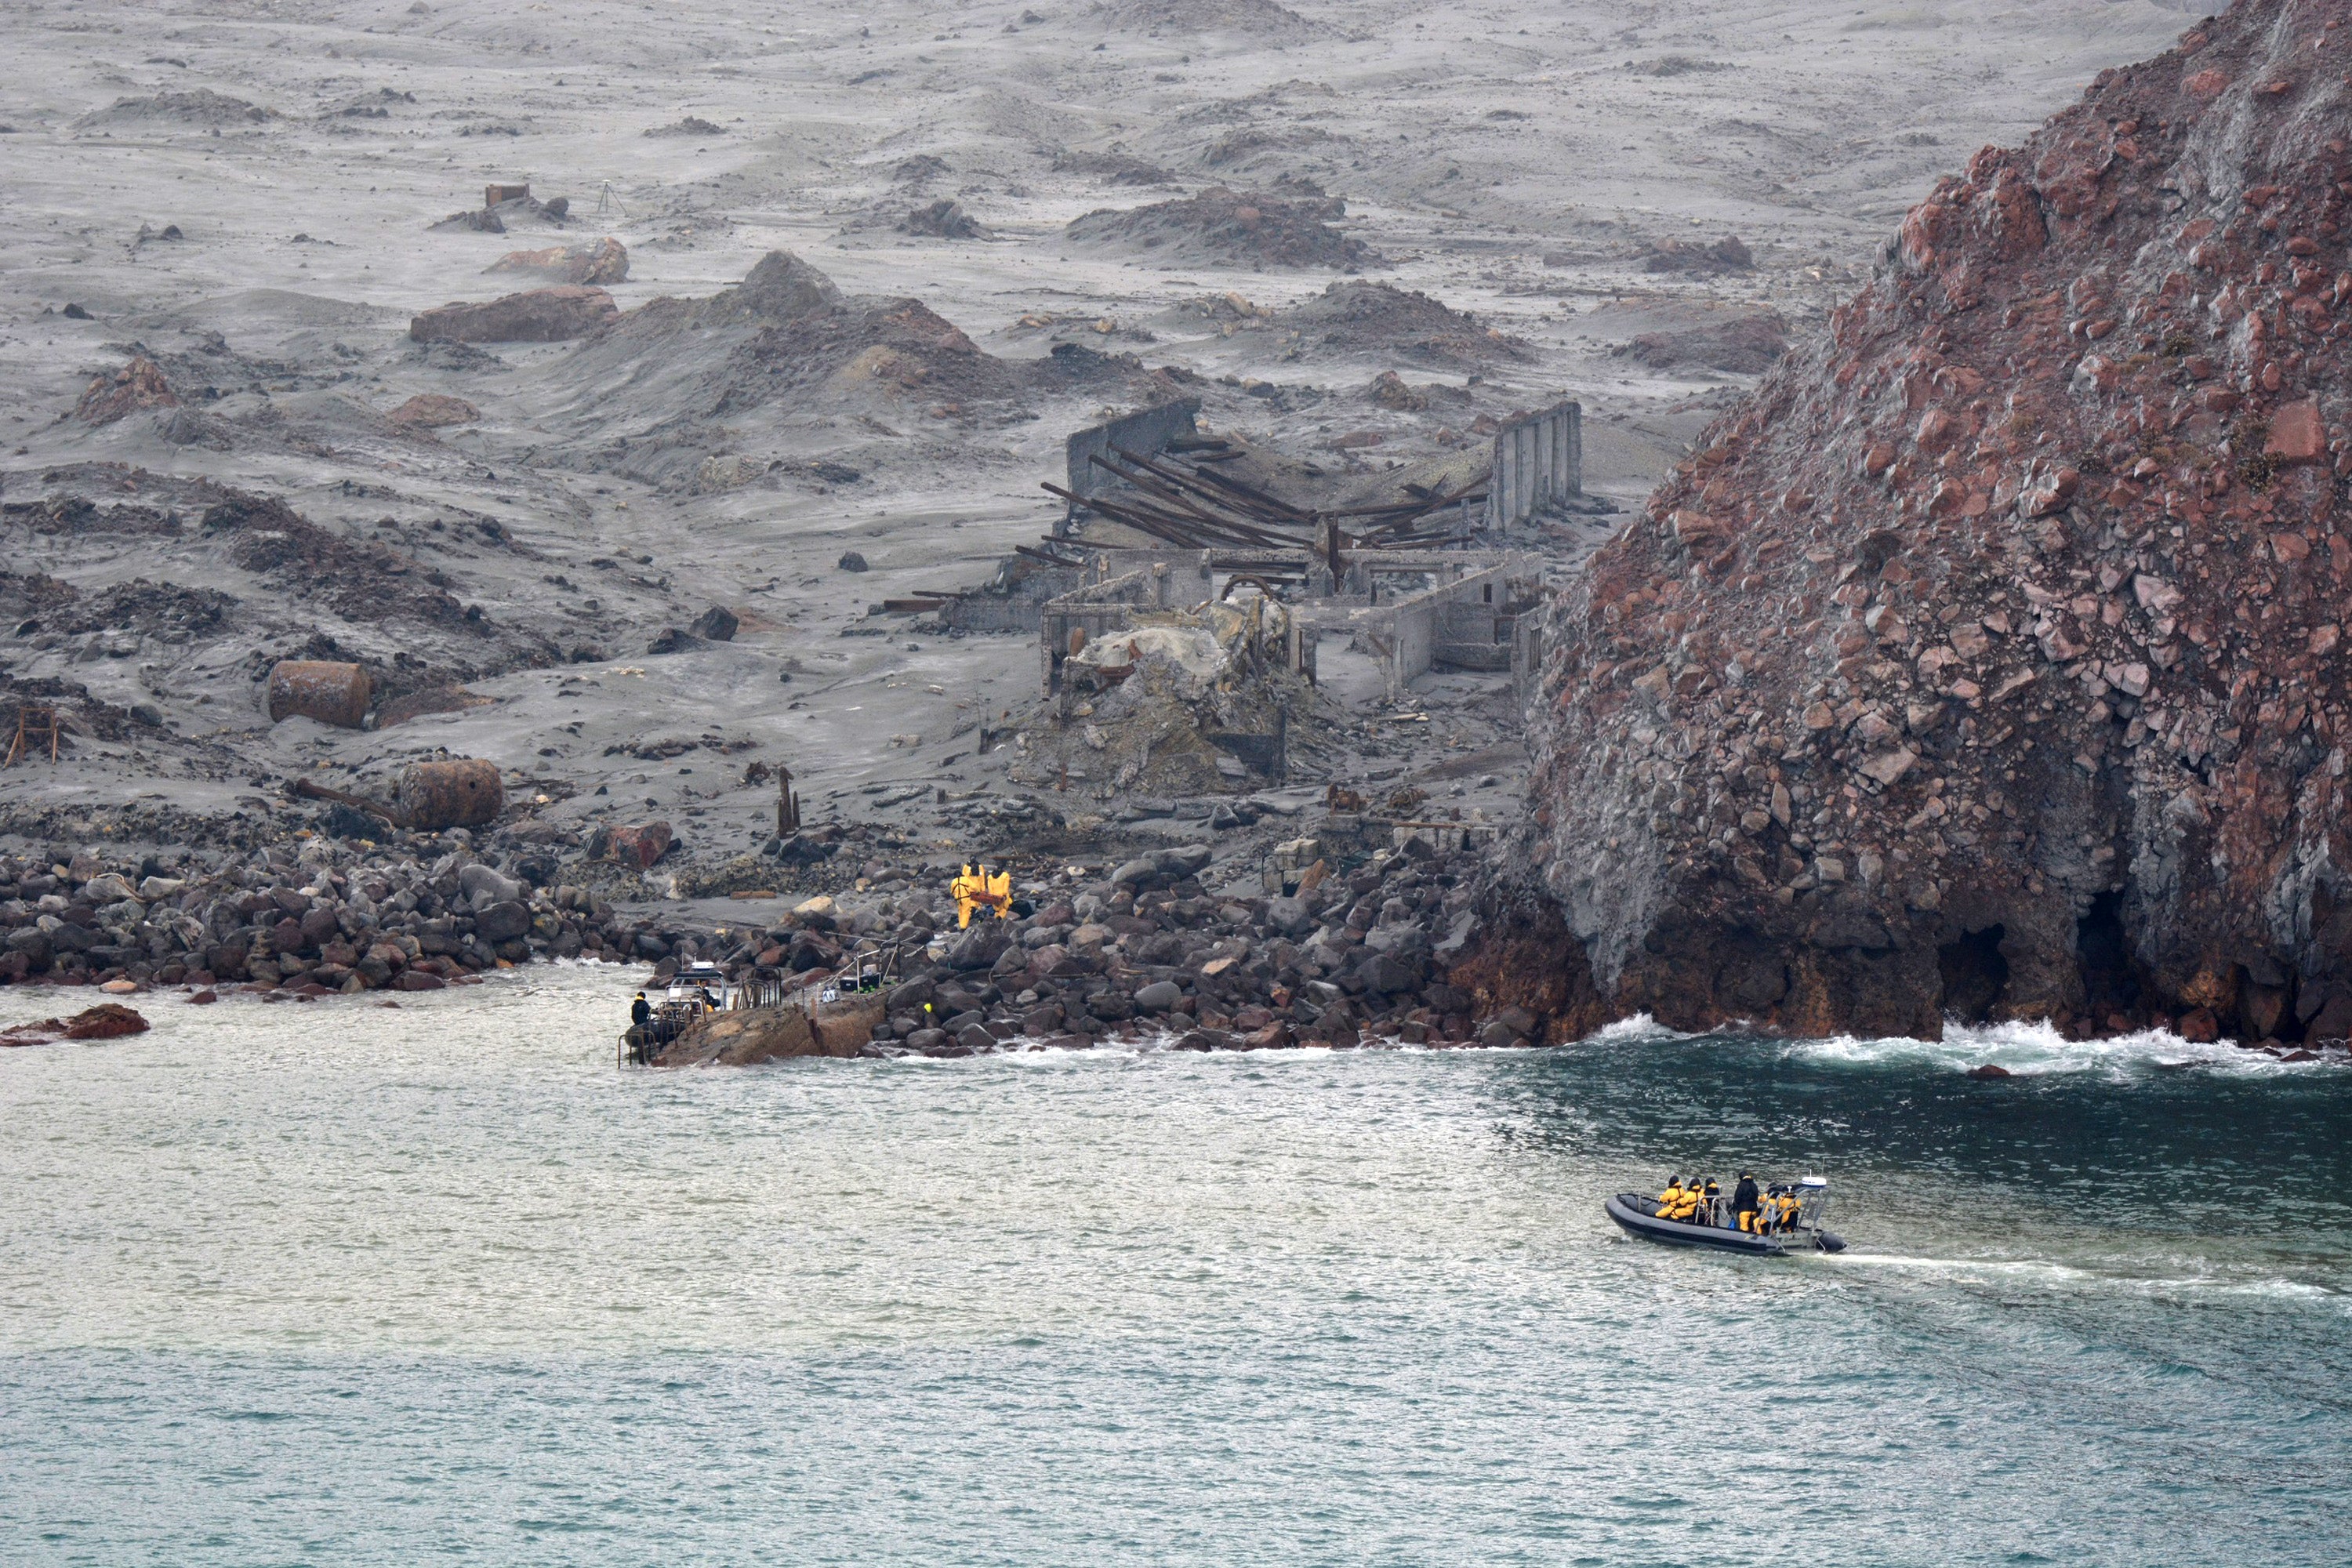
1655,1176 -> 1686,1218
1668,1181 -> 1702,1224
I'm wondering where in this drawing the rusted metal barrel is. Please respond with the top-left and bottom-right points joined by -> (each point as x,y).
266,661 -> 372,729
397,758 -> 504,829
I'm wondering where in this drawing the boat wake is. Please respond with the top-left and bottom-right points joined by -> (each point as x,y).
1817,1247 -> 2350,1309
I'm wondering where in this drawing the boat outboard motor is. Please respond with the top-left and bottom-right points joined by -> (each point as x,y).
1797,1176 -> 1848,1252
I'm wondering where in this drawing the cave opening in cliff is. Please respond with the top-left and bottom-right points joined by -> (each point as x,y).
1937,925 -> 2009,1025
2074,891 -> 2146,1027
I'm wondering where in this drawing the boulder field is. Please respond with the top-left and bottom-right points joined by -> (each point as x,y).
1496,0 -> 2352,1046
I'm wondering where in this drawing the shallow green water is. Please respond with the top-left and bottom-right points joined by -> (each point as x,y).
2,968 -> 2346,1565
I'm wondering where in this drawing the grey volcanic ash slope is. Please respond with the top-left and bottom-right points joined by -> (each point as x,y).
1490,0 -> 2352,1046
536,251 -> 1177,487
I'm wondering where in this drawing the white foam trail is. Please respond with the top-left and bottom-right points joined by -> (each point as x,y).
1823,1248 -> 2348,1308
1786,1016 -> 2350,1081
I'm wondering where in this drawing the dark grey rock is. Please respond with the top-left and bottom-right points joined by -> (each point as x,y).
1133,979 -> 1183,1011
475,901 -> 532,942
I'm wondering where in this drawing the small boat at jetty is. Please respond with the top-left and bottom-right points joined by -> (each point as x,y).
1606,1177 -> 1848,1255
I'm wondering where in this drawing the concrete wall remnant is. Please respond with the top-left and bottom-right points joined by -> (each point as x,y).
1061,398 -> 1203,507
1485,400 -> 1581,531
1331,554 -> 1543,700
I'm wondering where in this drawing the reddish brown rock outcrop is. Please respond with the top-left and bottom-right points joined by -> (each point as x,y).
64,1004 -> 151,1040
1509,0 -> 2352,1045
74,357 -> 179,424
408,285 -> 619,344
485,237 -> 629,285
387,393 -> 480,429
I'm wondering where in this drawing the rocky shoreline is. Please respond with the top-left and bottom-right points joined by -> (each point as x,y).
657,836 -> 1525,1062
0,818 -> 1530,1052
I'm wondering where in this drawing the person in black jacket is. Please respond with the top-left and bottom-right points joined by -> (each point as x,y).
1733,1172 -> 1762,1233
631,992 -> 652,1028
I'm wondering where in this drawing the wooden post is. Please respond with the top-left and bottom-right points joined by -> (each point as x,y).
776,765 -> 800,836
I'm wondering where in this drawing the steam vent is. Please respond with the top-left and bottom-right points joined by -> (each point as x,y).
1502,0 -> 2352,1045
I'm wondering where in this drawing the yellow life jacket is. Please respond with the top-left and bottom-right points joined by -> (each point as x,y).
1656,1183 -> 1684,1211
950,864 -> 1014,928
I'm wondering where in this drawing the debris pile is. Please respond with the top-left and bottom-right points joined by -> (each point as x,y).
1045,431 -> 1483,550
1019,592 -> 1310,797
1515,0 -> 2352,1046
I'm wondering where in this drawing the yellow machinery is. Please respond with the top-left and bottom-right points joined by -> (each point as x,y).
950,862 -> 1014,928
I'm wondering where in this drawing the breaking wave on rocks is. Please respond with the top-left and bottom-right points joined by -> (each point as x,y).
1788,1018 -> 2351,1080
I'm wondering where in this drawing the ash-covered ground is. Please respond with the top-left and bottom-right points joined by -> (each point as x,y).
0,0 -> 2193,920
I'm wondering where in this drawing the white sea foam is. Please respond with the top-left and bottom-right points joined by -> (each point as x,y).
1785,1016 -> 2350,1080
1820,1249 -> 2347,1308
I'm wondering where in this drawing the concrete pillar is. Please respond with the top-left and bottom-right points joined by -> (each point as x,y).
1515,426 -> 1534,524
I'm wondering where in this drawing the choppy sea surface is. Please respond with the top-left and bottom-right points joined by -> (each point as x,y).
2,966 -> 2347,1566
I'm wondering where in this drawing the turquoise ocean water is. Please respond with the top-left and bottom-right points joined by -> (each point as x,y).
2,967 -> 2347,1565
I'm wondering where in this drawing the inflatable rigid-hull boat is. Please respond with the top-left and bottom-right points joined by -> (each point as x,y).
1606,1192 -> 1847,1255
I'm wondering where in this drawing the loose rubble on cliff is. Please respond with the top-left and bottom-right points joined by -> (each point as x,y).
1506,0 -> 2352,1053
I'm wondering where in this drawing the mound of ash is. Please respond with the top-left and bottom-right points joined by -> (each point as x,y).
1087,0 -> 1321,40
549,253 -> 1176,481
1271,280 -> 1527,368
1065,186 -> 1378,271
1051,149 -> 1178,187
77,89 -> 274,129
1639,234 -> 1754,275
1616,307 -> 1791,376
51,579 -> 240,640
1502,0 -> 2352,1047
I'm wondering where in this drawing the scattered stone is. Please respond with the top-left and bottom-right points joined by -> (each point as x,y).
837,551 -> 869,572
688,604 -> 739,642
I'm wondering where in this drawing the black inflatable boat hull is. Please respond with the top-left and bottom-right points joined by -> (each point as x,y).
1606,1193 -> 1847,1254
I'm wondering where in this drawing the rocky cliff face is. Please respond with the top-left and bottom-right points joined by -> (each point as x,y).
1509,0 -> 2352,1045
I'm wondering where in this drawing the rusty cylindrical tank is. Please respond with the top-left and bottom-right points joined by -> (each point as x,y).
397,758 -> 505,829
266,661 -> 372,729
